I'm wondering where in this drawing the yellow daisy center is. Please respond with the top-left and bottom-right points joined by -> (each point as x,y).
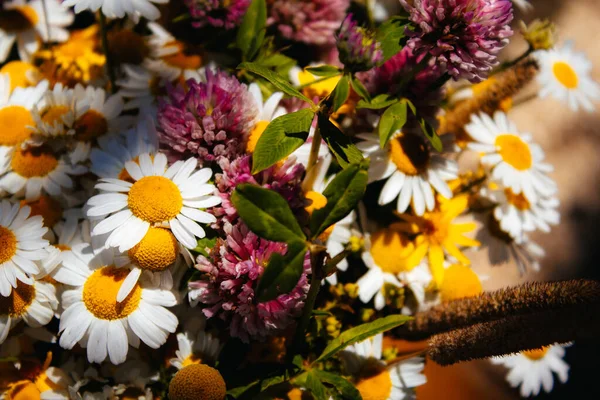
287,388 -> 304,400
246,120 -> 269,153
504,188 -> 530,211
0,280 -> 35,317
5,380 -> 41,400
355,367 -> 393,400
120,388 -> 148,400
439,264 -> 482,302
128,227 -> 178,271
0,105 -> 35,146
388,133 -> 430,176
0,6 -> 38,33
74,110 -> 108,142
41,105 -> 70,127
522,346 -> 550,361
0,61 -> 37,91
20,196 -> 63,228
370,228 -> 416,274
162,41 -> 203,70
494,134 -> 532,171
11,146 -> 59,178
128,176 -> 183,223
552,61 -> 578,89
181,354 -> 203,368
82,266 -> 142,320
471,77 -> 496,97
304,191 -> 328,214
0,225 -> 17,264
168,364 -> 227,400
298,69 -> 340,99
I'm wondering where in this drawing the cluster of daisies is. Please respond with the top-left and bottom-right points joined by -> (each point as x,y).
0,0 -> 597,399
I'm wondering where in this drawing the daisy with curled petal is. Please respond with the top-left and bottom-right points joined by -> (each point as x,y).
340,333 -> 426,400
245,83 -> 286,154
394,195 -> 480,288
0,144 -> 87,201
357,131 -> 458,216
63,0 -> 167,22
170,316 -> 222,370
55,244 -> 178,365
491,344 -> 570,397
482,181 -> 560,239
357,225 -> 422,310
0,0 -> 73,63
87,152 -> 221,252
32,83 -> 88,140
0,200 -> 50,296
466,111 -> 557,202
0,279 -> 57,344
536,41 -> 600,112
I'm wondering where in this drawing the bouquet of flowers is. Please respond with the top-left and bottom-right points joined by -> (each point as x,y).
0,0 -> 598,398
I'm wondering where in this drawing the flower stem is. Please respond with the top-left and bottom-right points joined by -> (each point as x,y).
303,123 -> 322,190
493,46 -> 534,76
98,12 -> 117,94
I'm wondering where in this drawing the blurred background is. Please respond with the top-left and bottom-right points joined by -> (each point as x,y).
417,0 -> 600,398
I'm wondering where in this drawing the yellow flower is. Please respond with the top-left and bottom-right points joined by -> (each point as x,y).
168,364 -> 226,400
394,195 -> 480,287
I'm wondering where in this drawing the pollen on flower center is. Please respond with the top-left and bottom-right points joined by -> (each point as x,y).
127,176 -> 183,223
522,346 -> 550,361
0,61 -> 37,92
439,264 -> 482,302
0,225 -> 17,264
494,134 -> 532,171
504,188 -> 531,210
74,110 -> 108,142
370,228 -> 416,274
11,146 -> 59,178
355,366 -> 393,400
0,280 -> 35,317
0,106 -> 35,146
41,105 -> 70,127
552,61 -> 578,89
128,227 -> 178,271
305,190 -> 328,214
0,6 -> 38,32
246,120 -> 269,153
388,133 -> 430,176
168,364 -> 227,400
20,196 -> 63,228
162,41 -> 203,70
82,266 -> 142,320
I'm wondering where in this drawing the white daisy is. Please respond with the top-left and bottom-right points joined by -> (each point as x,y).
482,181 -> 560,239
399,260 -> 434,312
62,0 -> 167,22
32,83 -> 88,139
42,215 -> 88,278
466,111 -> 557,202
117,64 -> 167,112
0,79 -> 48,176
536,41 -> 600,112
170,316 -> 221,370
0,0 -> 73,63
90,117 -> 159,180
0,144 -> 87,201
245,83 -> 286,154
87,153 -> 221,252
0,279 -> 57,344
358,131 -> 458,216
0,200 -> 51,296
340,333 -> 426,400
1,356 -> 72,399
56,244 -> 178,364
512,0 -> 532,12
491,344 -> 570,397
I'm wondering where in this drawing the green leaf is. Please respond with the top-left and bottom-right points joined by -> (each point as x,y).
378,99 -> 408,148
236,0 -> 266,59
418,117 -> 443,152
314,315 -> 412,363
256,241 -> 307,302
252,108 -> 315,173
376,16 -> 407,61
231,184 -> 306,243
318,114 -> 363,169
310,160 -> 369,238
193,237 -> 217,257
356,94 -> 398,110
295,371 -> 329,400
331,75 -> 350,113
349,75 -> 371,101
305,65 -> 342,77
313,370 -> 362,400
239,62 -> 314,104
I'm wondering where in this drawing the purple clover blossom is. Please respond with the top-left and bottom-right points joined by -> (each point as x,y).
268,0 -> 350,46
184,0 -> 250,30
400,0 -> 514,82
212,155 -> 306,228
189,221 -> 310,342
336,14 -> 383,72
157,70 -> 258,165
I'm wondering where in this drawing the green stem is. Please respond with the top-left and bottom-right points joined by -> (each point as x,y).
99,12 -> 117,94
492,46 -> 533,76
